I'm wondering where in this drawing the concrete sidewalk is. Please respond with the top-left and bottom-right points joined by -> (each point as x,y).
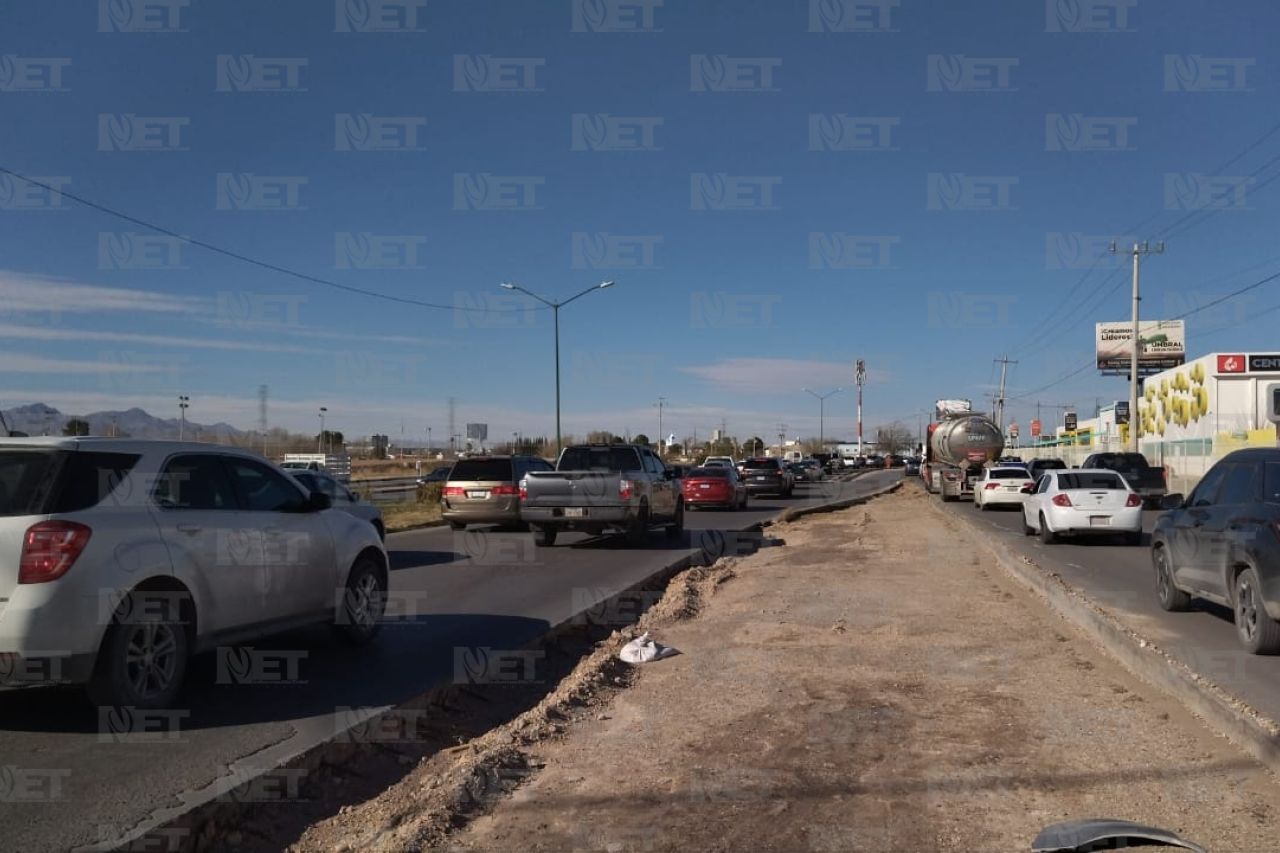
294,488 -> 1280,852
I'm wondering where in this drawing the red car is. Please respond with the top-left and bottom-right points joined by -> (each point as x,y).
682,465 -> 748,511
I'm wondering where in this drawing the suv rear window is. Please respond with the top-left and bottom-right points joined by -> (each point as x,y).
1059,473 -> 1125,490
557,447 -> 641,472
743,459 -> 780,470
450,459 -> 514,481
0,449 -> 140,517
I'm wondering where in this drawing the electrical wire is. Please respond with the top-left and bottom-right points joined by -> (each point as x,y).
0,166 -> 550,316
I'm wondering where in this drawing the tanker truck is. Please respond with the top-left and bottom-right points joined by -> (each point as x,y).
922,400 -> 1004,501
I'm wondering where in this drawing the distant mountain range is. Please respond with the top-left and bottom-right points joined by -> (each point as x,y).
1,403 -> 247,441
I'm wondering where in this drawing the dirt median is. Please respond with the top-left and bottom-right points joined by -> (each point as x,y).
291,486 -> 1280,852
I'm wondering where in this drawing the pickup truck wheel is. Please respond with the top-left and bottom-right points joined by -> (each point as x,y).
1154,547 -> 1190,611
1235,566 -> 1280,654
535,527 -> 557,547
665,502 -> 684,540
627,504 -> 650,546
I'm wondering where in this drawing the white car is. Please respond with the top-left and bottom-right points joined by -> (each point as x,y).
1021,468 -> 1144,545
0,438 -> 389,708
973,466 -> 1036,510
701,456 -> 735,468
288,469 -> 385,541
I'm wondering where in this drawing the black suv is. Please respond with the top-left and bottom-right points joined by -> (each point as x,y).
741,458 -> 794,497
1152,448 -> 1280,653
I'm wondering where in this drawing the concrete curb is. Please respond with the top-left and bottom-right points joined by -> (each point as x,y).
932,486 -> 1280,774
768,476 -> 903,526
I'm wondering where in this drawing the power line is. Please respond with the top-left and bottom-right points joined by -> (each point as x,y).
0,166 -> 549,316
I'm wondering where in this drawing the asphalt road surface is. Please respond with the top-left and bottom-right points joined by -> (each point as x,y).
937,486 -> 1280,744
0,470 -> 898,852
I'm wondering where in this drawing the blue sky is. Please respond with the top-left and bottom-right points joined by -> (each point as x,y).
2,0 -> 1279,445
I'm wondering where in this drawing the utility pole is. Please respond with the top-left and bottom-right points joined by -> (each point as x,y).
656,397 -> 666,459
1110,240 -> 1165,452
178,395 -> 189,441
855,359 -> 866,455
994,355 -> 1016,431
776,423 -> 787,455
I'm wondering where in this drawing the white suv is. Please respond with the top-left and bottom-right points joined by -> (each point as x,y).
0,438 -> 388,708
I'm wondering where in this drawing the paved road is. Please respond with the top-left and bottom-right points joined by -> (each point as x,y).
936,486 -> 1280,742
0,470 -> 897,852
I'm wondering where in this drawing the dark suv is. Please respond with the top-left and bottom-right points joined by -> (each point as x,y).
1152,448 -> 1280,653
443,455 -> 553,530
741,458 -> 794,497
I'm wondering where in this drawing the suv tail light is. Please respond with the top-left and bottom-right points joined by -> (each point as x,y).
984,483 -> 1000,490
491,484 -> 519,496
619,479 -> 634,501
518,478 -> 528,501
19,521 -> 92,584
1051,494 -> 1073,507
1125,493 -> 1143,507
442,486 -> 464,497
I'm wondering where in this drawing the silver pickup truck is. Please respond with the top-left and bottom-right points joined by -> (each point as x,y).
520,444 -> 684,546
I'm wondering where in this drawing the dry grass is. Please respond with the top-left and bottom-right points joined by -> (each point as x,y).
380,501 -> 443,533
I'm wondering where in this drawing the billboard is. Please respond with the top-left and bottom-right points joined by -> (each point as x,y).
1096,320 -> 1185,373
465,422 -> 488,441
935,399 -> 972,418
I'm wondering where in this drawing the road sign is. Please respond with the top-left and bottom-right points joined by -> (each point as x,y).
1064,412 -> 1078,431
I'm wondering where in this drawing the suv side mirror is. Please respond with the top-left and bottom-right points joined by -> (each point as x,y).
1161,493 -> 1185,510
306,491 -> 332,512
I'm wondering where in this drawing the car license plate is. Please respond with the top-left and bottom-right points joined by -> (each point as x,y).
699,483 -> 711,489
1004,485 -> 1019,491
564,507 -> 585,518
467,490 -> 489,499
755,476 -> 768,481
1089,516 -> 1110,526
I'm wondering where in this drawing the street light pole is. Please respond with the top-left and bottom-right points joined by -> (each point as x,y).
855,360 -> 866,455
318,407 -> 327,454
1111,241 -> 1164,452
500,280 -> 615,460
177,395 -> 189,440
802,387 -> 843,452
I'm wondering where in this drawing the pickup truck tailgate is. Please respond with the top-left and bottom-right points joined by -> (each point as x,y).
522,471 -> 622,506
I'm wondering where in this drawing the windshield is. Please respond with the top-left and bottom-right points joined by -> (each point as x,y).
743,459 -> 780,470
449,459 -> 513,481
688,467 -> 729,479
1060,473 -> 1127,490
988,469 -> 1030,480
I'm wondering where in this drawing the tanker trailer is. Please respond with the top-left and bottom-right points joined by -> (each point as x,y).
924,402 -> 1005,501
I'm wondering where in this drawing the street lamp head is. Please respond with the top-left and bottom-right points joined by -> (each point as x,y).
598,280 -> 615,289
500,282 -> 515,290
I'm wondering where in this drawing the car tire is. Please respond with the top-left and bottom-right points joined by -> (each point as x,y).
1235,567 -> 1280,654
1039,514 -> 1058,545
627,503 -> 651,546
665,502 -> 684,540
535,526 -> 557,547
1022,515 -> 1035,536
335,555 -> 387,645
448,521 -> 465,531
88,591 -> 190,709
739,493 -> 748,510
1153,546 -> 1191,612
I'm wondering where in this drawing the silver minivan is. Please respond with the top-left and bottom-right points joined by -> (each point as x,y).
443,455 -> 553,530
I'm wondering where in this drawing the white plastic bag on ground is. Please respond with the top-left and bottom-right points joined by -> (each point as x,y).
619,632 -> 679,664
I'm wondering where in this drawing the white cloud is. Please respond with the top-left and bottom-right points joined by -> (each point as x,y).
679,357 -> 856,394
0,323 -> 320,354
0,271 -> 205,315
0,353 -> 169,375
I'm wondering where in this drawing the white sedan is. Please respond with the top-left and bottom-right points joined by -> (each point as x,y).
1021,468 -> 1144,545
973,466 -> 1036,509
